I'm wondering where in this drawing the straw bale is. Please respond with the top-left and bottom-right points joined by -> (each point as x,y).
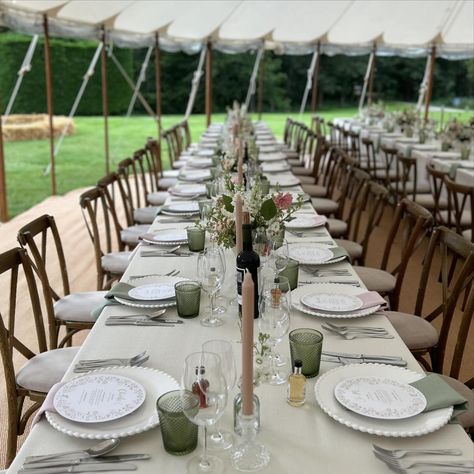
2,114 -> 75,141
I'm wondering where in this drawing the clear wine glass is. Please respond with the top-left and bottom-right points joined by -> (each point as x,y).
181,352 -> 228,474
213,246 -> 227,315
258,292 -> 291,385
197,248 -> 226,327
267,239 -> 289,276
202,340 -> 236,451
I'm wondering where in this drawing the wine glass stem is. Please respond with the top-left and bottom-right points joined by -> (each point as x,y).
270,342 -> 277,377
210,293 -> 215,316
200,425 -> 211,470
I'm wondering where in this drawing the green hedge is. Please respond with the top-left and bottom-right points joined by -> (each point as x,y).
0,33 -> 134,115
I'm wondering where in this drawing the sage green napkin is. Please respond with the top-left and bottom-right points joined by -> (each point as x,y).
410,373 -> 468,422
329,246 -> 351,264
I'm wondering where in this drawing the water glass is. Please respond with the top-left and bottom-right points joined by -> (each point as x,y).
289,328 -> 323,378
175,281 -> 201,318
260,178 -> 270,196
187,227 -> 206,252
157,390 -> 199,455
279,258 -> 299,290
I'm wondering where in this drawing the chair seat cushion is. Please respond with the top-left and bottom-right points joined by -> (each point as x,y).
327,218 -> 347,238
311,197 -> 339,215
384,311 -> 438,350
54,291 -> 107,323
101,251 -> 131,274
147,191 -> 170,206
298,175 -> 316,184
374,169 -> 399,180
398,181 -> 432,194
286,151 -> 299,160
171,160 -> 186,169
120,224 -> 149,245
334,239 -> 363,260
292,166 -> 314,176
302,183 -> 327,198
16,347 -> 79,393
438,374 -> 474,429
158,178 -> 178,190
412,193 -> 437,210
462,229 -> 472,241
439,210 -> 472,227
134,206 -> 159,224
353,266 -> 396,294
162,169 -> 180,178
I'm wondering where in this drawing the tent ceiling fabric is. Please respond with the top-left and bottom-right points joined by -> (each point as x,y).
0,0 -> 472,58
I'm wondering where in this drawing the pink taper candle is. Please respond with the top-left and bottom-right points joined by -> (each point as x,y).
235,195 -> 243,254
241,270 -> 255,416
237,144 -> 243,185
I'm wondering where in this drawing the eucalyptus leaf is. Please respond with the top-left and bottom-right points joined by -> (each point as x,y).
222,194 -> 234,213
260,198 -> 277,220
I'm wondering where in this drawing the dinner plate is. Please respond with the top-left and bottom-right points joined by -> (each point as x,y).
288,244 -> 333,264
301,293 -> 363,312
54,374 -> 146,423
261,162 -> 291,173
258,152 -> 287,162
187,158 -> 213,168
47,366 -> 179,439
291,283 -> 381,319
314,364 -> 452,437
179,170 -> 211,182
269,176 -> 301,187
288,191 -> 310,203
128,283 -> 175,301
163,202 -> 199,213
153,229 -> 188,243
196,149 -> 215,157
170,184 -> 206,197
334,376 -> 427,420
285,215 -> 327,229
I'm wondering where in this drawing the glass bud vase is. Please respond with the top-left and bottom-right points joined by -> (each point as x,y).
233,393 -> 260,435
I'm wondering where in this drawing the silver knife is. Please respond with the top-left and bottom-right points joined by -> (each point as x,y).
18,462 -> 137,473
105,320 -> 175,327
107,318 -> 183,324
321,356 -> 407,367
322,351 -> 403,361
23,455 -> 150,469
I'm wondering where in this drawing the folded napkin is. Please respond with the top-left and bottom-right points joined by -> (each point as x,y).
32,381 -> 64,426
327,246 -> 351,264
354,291 -> 387,310
410,373 -> 468,422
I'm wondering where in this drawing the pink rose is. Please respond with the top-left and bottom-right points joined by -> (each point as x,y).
274,192 -> 293,210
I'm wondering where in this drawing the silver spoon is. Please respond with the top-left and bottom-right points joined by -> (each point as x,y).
24,439 -> 120,464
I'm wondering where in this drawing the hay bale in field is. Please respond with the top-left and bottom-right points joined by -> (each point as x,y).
2,114 -> 76,142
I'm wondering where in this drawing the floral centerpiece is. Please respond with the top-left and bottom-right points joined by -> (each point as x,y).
361,101 -> 385,125
440,118 -> 473,151
200,173 -> 303,249
393,107 -> 419,137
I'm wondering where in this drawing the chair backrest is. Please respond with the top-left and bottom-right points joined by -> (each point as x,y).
0,247 -> 48,463
380,198 -> 434,310
180,120 -> 192,149
426,163 -> 449,225
361,137 -> 378,176
283,118 -> 292,144
117,157 -> 141,226
348,130 -> 361,162
397,154 -> 418,200
413,226 -> 474,373
143,138 -> 163,193
380,145 -> 398,191
17,215 -> 70,348
79,186 -> 121,290
445,175 -> 474,241
163,128 -> 179,168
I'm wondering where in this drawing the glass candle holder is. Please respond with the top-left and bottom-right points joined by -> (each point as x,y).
233,392 -> 260,435
175,281 -> 201,318
187,227 -> 206,252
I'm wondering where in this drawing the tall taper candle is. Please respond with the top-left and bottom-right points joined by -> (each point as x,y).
235,195 -> 243,254
241,270 -> 254,416
237,142 -> 244,185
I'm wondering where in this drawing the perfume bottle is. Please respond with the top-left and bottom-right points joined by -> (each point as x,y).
192,366 -> 209,408
287,359 -> 306,407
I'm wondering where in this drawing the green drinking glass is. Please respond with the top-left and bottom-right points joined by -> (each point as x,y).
260,178 -> 270,196
175,281 -> 201,318
187,227 -> 206,252
279,258 -> 299,290
289,328 -> 323,378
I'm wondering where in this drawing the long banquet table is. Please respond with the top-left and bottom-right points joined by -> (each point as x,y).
7,123 -> 473,473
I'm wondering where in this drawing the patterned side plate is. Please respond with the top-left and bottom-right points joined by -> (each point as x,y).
301,293 -> 363,312
128,283 -> 175,301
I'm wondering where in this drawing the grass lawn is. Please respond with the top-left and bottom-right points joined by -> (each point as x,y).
2,105 -> 472,218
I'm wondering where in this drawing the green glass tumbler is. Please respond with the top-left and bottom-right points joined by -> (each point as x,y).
260,178 -> 270,196
205,182 -> 215,198
279,258 -> 299,290
187,227 -> 206,252
175,281 -> 201,318
157,390 -> 198,456
289,328 -> 323,378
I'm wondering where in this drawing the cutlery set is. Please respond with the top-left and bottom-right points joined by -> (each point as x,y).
128,269 -> 181,280
321,322 -> 394,340
322,351 -> 407,367
73,351 -> 149,373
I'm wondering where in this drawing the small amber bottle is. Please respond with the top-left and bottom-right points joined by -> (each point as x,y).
287,359 -> 306,407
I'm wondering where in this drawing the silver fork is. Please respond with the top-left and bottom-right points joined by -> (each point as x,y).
322,325 -> 394,339
74,352 -> 149,372
129,269 -> 180,280
374,451 -> 473,471
325,322 -> 388,333
287,230 -> 327,237
309,269 -> 352,277
373,444 -> 463,459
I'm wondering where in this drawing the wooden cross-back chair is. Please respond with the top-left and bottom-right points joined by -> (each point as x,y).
445,176 -> 473,242
348,130 -> 361,163
354,198 -> 434,310
360,137 -> 385,177
179,120 -> 192,149
79,187 -> 130,290
17,215 -> 106,349
143,138 -> 177,193
0,247 -> 78,466
426,163 -> 449,225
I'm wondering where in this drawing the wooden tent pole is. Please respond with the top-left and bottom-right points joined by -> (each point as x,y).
0,96 -> 8,222
154,32 -> 162,139
367,43 -> 377,106
101,25 -> 110,174
310,42 -> 321,113
424,45 -> 436,122
257,51 -> 265,120
205,41 -> 213,127
43,14 -> 56,195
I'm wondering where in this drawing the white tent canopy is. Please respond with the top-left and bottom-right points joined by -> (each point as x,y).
0,0 -> 472,58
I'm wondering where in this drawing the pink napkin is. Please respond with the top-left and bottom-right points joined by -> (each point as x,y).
357,291 -> 387,310
32,381 -> 64,426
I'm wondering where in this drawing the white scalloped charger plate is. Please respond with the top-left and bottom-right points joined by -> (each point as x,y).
288,244 -> 333,264
269,176 -> 301,187
291,283 -> 381,319
301,293 -> 363,312
170,185 -> 206,197
128,283 -> 175,301
314,364 -> 452,437
47,366 -> 179,439
285,215 -> 327,229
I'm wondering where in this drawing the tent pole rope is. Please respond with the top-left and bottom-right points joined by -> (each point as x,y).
0,94 -> 8,222
424,45 -> 436,123
205,40 -> 213,127
245,45 -> 264,111
108,50 -> 157,120
126,45 -> 153,118
184,46 -> 207,120
358,45 -> 376,113
299,43 -> 319,116
3,34 -> 39,124
154,32 -> 162,139
257,51 -> 265,120
416,54 -> 432,111
310,41 -> 321,113
43,14 -> 56,195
